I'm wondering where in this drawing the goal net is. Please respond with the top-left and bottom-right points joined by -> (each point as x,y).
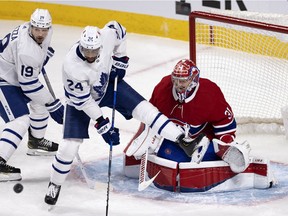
189,11 -> 288,134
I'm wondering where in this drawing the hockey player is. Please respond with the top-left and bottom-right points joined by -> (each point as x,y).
124,59 -> 260,191
44,23 -> 198,206
0,9 -> 64,181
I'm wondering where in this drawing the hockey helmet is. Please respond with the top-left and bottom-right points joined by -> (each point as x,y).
30,8 -> 52,28
171,59 -> 200,102
79,26 -> 101,63
80,26 -> 101,50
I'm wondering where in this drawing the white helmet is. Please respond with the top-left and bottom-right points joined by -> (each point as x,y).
80,26 -> 101,50
30,8 -> 52,28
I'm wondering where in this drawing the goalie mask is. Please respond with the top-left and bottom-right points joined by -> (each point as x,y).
80,26 -> 102,63
171,59 -> 200,103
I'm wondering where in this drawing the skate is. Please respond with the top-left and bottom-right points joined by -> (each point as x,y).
27,130 -> 59,156
0,157 -> 22,182
45,182 -> 61,207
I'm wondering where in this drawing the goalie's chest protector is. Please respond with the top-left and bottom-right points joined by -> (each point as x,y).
150,76 -> 230,128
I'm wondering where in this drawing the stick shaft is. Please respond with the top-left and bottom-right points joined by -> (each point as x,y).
106,76 -> 118,216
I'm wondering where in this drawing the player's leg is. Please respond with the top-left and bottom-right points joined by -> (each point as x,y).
102,80 -> 183,142
0,85 -> 30,181
27,102 -> 58,156
45,105 -> 90,206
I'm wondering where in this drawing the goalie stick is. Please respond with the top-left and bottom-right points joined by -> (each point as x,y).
137,124 -> 206,191
138,149 -> 160,191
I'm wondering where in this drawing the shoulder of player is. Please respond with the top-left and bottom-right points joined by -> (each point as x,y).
160,75 -> 172,85
18,40 -> 45,68
99,27 -> 117,40
153,75 -> 172,91
199,78 -> 221,90
63,46 -> 92,82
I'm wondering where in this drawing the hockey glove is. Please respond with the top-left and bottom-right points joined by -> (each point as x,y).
109,56 -> 129,83
43,47 -> 55,66
95,118 -> 120,145
45,99 -> 64,124
213,138 -> 251,173
176,133 -> 205,157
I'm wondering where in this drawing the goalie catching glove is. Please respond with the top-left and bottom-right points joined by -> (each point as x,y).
95,117 -> 120,145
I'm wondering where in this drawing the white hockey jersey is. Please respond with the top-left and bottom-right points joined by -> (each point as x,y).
0,22 -> 54,105
63,22 -> 127,121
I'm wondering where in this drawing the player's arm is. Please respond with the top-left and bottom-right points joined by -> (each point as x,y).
103,21 -> 129,82
104,20 -> 127,56
63,72 -> 102,120
210,88 -> 250,173
17,54 -> 54,105
17,53 -> 64,124
63,72 -> 120,145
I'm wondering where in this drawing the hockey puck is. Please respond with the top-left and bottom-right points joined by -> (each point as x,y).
13,183 -> 23,193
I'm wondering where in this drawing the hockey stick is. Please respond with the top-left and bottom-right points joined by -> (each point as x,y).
41,68 -> 95,189
75,153 -> 95,189
42,68 -> 56,99
106,76 -> 118,216
138,149 -> 160,191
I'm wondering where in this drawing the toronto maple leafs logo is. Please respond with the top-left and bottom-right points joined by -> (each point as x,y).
93,72 -> 108,99
88,36 -> 93,42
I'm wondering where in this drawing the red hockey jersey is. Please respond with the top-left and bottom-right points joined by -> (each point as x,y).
149,75 -> 236,140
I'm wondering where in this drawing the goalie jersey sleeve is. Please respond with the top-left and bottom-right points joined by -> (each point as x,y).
149,75 -> 236,140
0,23 -> 54,105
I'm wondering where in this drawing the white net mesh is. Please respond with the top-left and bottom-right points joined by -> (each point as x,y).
190,11 -> 288,134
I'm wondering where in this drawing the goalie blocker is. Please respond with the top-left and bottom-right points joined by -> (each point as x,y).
124,154 -> 275,192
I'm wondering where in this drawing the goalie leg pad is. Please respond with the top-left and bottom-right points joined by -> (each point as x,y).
246,157 -> 276,188
123,155 -> 141,179
179,157 -> 274,192
142,155 -> 275,193
125,124 -> 162,158
213,139 -> 251,173
179,161 -> 236,192
147,155 -> 178,192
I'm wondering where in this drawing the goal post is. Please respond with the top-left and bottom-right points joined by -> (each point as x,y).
189,11 -> 288,134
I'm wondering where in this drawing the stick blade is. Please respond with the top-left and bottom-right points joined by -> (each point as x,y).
138,170 -> 160,191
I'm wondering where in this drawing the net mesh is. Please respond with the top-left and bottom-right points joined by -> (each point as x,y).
190,11 -> 288,134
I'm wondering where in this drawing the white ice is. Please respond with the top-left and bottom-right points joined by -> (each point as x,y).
0,20 -> 288,216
